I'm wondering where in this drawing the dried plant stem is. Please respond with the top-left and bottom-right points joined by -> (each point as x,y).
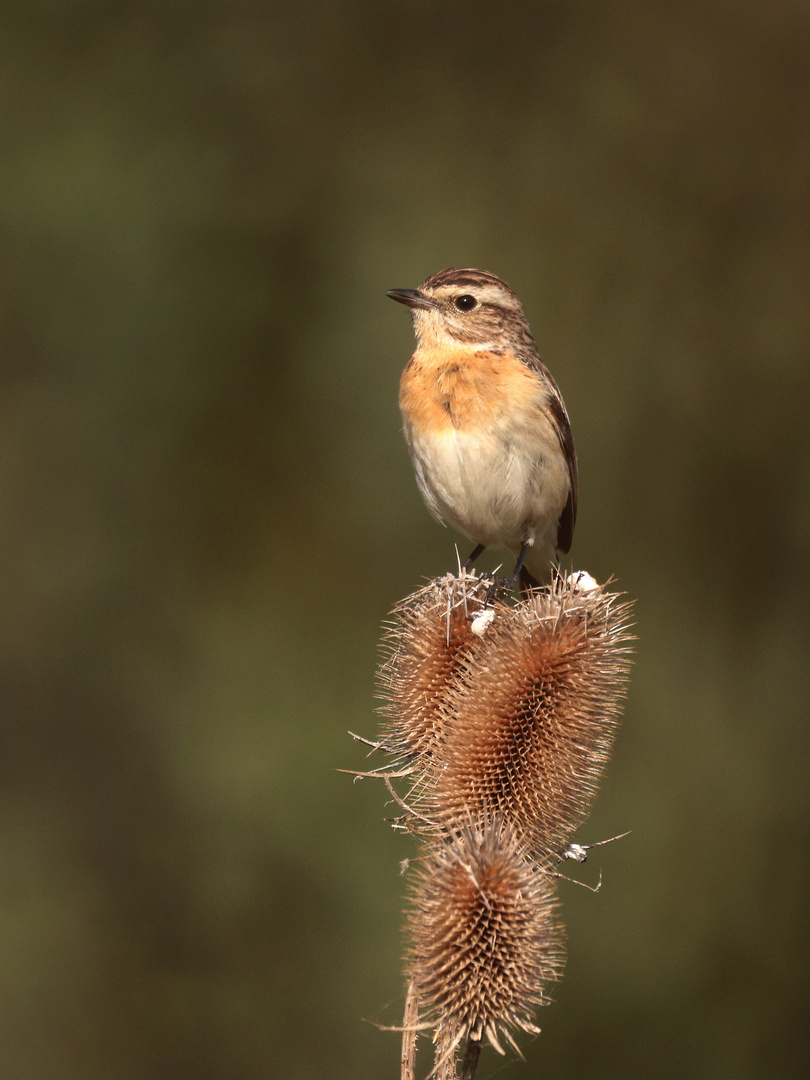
434,1024 -> 463,1080
401,976 -> 419,1080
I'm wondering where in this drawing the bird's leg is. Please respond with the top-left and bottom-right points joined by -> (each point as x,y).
512,538 -> 533,580
462,542 -> 503,604
505,530 -> 536,594
462,543 -> 486,570
512,522 -> 536,577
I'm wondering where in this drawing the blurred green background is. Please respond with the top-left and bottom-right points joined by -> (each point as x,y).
1,1 -> 808,1078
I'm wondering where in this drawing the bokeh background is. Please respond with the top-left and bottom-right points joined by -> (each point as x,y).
2,1 -> 809,1078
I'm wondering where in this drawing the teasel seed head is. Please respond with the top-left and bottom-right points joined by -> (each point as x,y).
424,573 -> 634,854
407,816 -> 565,1060
377,571 -> 492,765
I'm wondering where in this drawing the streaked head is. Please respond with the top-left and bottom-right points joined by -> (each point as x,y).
387,267 -> 535,351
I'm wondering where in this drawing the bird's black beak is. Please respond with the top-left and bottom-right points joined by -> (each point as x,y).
386,288 -> 435,311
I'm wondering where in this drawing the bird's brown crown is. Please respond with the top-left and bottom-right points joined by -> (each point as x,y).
396,267 -> 537,353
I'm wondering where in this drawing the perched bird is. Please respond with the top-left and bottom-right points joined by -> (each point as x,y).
388,267 -> 577,591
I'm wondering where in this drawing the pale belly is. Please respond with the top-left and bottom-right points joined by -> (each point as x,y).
405,421 -> 569,562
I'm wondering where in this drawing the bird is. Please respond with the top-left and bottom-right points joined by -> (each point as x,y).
387,267 -> 577,592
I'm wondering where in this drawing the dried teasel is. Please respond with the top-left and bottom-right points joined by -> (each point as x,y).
406,816 -> 565,1069
423,573 -> 634,855
357,570 -> 634,1078
377,571 -> 493,766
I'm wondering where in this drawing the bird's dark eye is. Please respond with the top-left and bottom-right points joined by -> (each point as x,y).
454,294 -> 478,312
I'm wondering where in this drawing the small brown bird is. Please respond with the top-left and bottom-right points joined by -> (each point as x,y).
388,267 -> 577,590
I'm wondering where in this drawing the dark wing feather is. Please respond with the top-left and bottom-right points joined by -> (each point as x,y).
516,348 -> 579,554
546,384 -> 578,553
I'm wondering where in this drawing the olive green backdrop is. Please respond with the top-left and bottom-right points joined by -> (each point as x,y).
1,2 -> 808,1078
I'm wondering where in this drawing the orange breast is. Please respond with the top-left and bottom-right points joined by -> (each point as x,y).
399,347 -> 539,434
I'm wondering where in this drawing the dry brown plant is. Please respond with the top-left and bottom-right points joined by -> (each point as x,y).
354,569 -> 634,1079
